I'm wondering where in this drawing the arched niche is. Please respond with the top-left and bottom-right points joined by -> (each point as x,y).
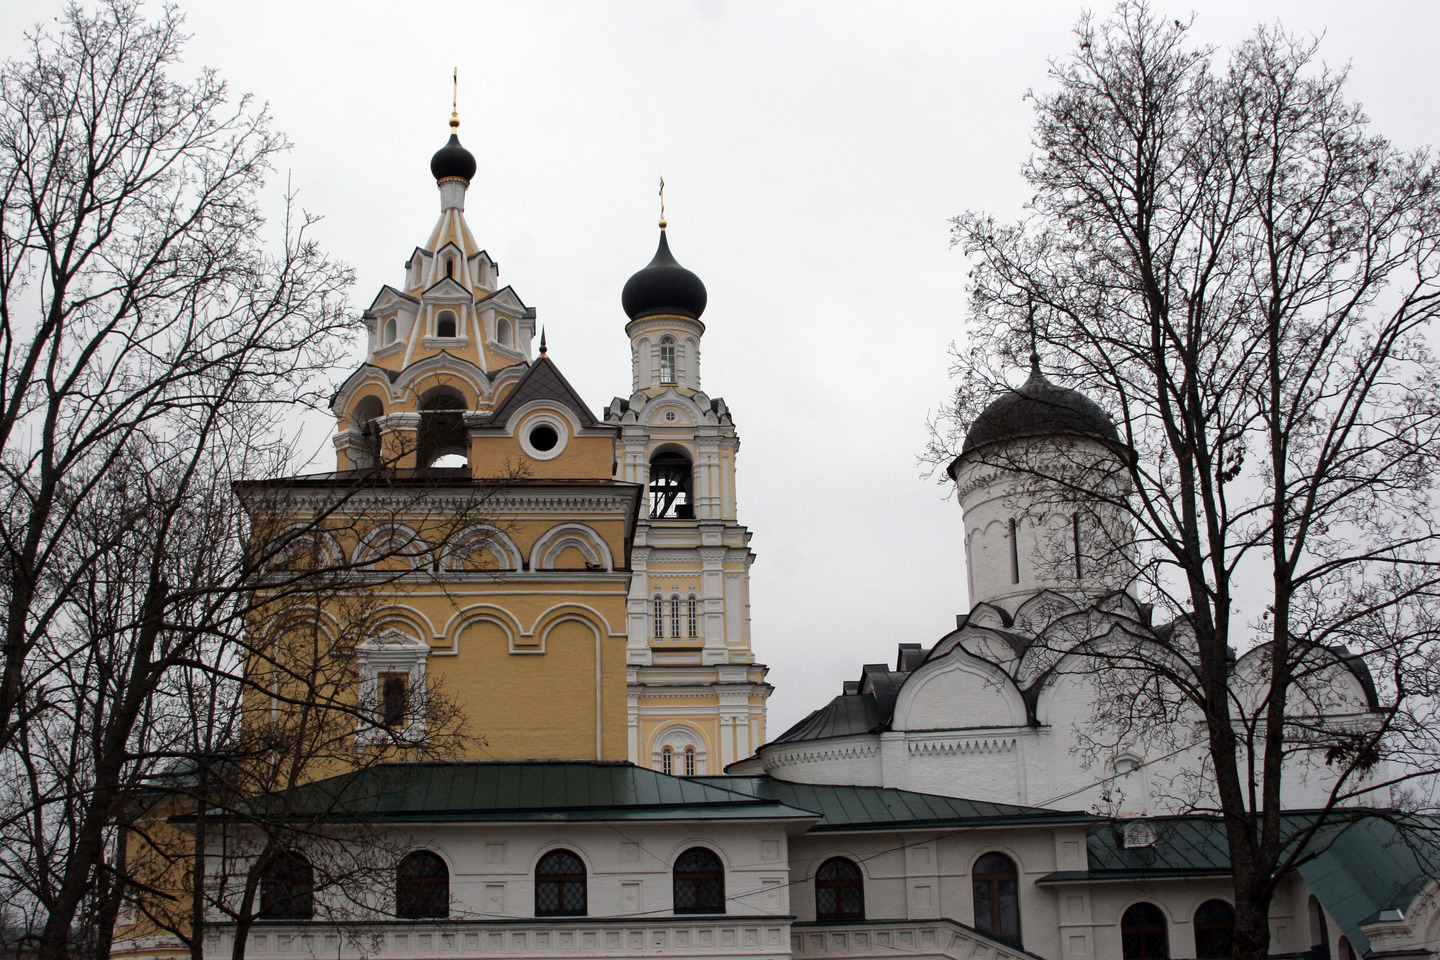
416,385 -> 468,468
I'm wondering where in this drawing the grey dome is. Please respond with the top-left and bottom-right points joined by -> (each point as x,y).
961,360 -> 1119,456
622,230 -> 707,321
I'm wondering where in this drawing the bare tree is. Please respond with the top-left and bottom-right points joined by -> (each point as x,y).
932,5 -> 1440,958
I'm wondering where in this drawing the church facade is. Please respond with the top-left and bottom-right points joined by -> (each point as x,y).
116,116 -> 1439,960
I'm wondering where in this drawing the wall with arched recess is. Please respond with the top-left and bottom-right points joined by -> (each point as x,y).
428,604 -> 628,762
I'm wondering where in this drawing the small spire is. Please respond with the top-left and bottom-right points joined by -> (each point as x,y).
450,67 -> 460,131
539,327 -> 548,356
658,176 -> 667,230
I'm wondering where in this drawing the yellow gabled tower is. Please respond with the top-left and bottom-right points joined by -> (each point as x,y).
316,113 -> 641,761
608,215 -> 771,774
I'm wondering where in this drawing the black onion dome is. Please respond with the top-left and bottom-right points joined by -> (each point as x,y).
622,230 -> 708,321
430,132 -> 477,183
962,360 -> 1119,456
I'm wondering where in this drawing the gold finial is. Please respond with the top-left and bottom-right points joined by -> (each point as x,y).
658,176 -> 667,230
450,68 -> 459,131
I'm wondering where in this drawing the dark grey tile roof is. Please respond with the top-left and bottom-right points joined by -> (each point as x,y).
487,356 -> 606,429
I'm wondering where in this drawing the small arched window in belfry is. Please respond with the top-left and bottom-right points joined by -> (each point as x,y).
973,852 -> 1021,945
683,745 -> 696,776
673,848 -> 724,914
380,673 -> 407,728
396,851 -> 448,918
661,745 -> 673,775
497,317 -> 513,347
649,450 -> 694,519
687,597 -> 698,638
416,386 -> 467,468
1193,900 -> 1234,959
535,850 -> 587,916
352,395 -> 385,468
815,857 -> 864,921
259,852 -> 314,920
435,309 -> 458,338
653,596 -> 665,638
445,258 -> 454,279
660,336 -> 677,383
670,596 -> 681,638
1338,937 -> 1355,960
1122,902 -> 1170,960
383,317 -> 397,345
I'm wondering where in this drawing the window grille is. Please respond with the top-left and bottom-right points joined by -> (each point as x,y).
396,852 -> 449,918
380,674 -> 407,728
815,857 -> 864,920
662,746 -> 673,775
535,850 -> 587,917
1121,902 -> 1169,960
687,597 -> 698,638
670,598 -> 681,638
673,848 -> 724,914
259,853 -> 314,920
653,596 -> 664,637
684,746 -> 696,776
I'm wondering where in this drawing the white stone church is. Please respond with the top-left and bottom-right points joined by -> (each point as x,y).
122,118 -> 1438,960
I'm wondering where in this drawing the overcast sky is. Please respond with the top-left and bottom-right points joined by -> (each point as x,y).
3,1 -> 1437,739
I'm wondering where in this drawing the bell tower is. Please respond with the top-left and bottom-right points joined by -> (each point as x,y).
607,215 -> 770,774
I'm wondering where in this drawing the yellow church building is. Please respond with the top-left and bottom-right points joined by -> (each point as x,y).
300,111 -> 768,770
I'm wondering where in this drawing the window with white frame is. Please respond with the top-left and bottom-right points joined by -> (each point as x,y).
670,596 -> 681,638
653,596 -> 664,638
687,597 -> 698,638
660,337 -> 676,383
356,631 -> 429,745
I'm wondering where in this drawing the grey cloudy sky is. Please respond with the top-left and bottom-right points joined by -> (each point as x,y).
3,1 -> 1437,738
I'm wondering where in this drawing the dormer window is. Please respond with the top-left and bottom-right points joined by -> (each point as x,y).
435,310 -> 458,339
417,386 -> 467,468
445,258 -> 454,279
660,337 -> 676,384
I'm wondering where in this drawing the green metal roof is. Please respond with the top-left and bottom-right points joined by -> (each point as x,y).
695,777 -> 1090,830
1296,816 -> 1440,956
198,762 -> 818,824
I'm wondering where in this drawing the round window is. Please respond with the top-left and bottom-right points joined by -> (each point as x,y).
665,410 -> 677,422
529,424 -> 558,451
519,414 -> 568,460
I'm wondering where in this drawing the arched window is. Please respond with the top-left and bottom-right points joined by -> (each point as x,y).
670,596 -> 681,638
653,596 -> 665,638
1008,518 -> 1020,584
446,258 -> 454,279
972,852 -> 1020,945
815,857 -> 864,921
259,852 -> 314,920
416,386 -> 467,468
1122,903 -> 1170,960
1308,896 -> 1330,959
661,745 -> 673,775
535,850 -> 587,917
352,395 -> 385,468
684,745 -> 696,776
649,450 -> 693,519
1193,900 -> 1234,959
1338,937 -> 1355,960
660,336 -> 677,383
383,317 -> 397,344
687,597 -> 698,638
497,317 -> 513,347
396,851 -> 448,918
435,309 -> 458,338
673,847 -> 724,914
